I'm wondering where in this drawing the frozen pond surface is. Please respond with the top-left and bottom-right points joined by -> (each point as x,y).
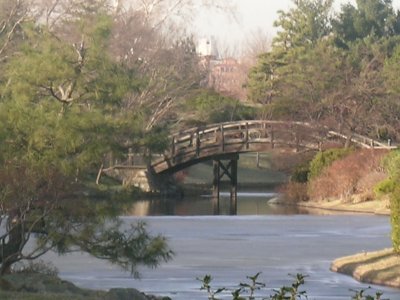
43,215 -> 400,299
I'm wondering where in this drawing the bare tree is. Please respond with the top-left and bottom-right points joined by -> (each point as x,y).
126,0 -> 236,29
242,28 -> 272,63
0,0 -> 29,61
25,0 -> 236,132
111,11 -> 203,130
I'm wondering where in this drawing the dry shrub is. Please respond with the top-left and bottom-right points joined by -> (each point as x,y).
309,149 -> 388,202
270,151 -> 315,173
356,171 -> 387,193
280,182 -> 309,203
173,170 -> 188,183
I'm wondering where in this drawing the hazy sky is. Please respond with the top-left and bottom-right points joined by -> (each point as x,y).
193,0 -> 400,53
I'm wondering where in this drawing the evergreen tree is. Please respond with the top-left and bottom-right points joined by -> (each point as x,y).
332,0 -> 400,47
273,0 -> 333,50
0,6 -> 172,276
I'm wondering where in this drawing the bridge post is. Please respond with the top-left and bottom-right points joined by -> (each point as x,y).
196,129 -> 200,157
171,136 -> 175,163
262,122 -> 267,138
212,160 -> 220,215
127,148 -> 133,165
229,158 -> 238,215
211,154 -> 239,215
245,122 -> 249,149
271,127 -> 275,149
220,125 -> 225,152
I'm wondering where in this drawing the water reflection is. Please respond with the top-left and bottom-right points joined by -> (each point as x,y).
128,190 -> 306,216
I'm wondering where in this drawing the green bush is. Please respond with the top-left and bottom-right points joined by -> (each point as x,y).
391,187 -> 400,253
308,148 -> 353,180
197,273 -> 384,300
291,163 -> 310,183
382,149 -> 400,180
374,178 -> 397,196
379,149 -> 400,253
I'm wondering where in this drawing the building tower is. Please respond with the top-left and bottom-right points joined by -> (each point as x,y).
196,36 -> 219,59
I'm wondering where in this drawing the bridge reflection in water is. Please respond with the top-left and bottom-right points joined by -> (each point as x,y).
149,120 -> 393,215
128,191 -> 306,216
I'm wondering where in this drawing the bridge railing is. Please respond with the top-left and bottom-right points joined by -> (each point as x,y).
151,120 -> 331,173
169,121 -> 395,154
327,131 -> 396,149
106,120 -> 396,175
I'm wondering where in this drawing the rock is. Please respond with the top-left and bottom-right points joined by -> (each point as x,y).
106,288 -> 148,300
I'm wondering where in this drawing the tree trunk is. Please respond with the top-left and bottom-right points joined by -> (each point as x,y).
0,219 -> 24,276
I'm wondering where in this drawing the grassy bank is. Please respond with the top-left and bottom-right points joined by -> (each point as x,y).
331,248 -> 400,289
296,199 -> 398,290
0,273 -> 170,300
290,196 -> 398,290
295,198 -> 390,215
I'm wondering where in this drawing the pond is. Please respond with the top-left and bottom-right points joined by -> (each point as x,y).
42,190 -> 400,300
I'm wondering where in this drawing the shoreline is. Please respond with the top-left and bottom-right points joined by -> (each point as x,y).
297,198 -> 399,290
330,248 -> 400,289
293,198 -> 390,216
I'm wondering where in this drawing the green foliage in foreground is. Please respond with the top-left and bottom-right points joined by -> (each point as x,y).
198,273 -> 386,300
377,150 -> 400,253
0,3 -> 173,276
308,148 -> 353,180
390,187 -> 400,253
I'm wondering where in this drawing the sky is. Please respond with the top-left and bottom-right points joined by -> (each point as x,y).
192,0 -> 400,54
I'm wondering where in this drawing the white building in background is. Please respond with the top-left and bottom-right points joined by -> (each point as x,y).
196,36 -> 248,101
196,36 -> 219,58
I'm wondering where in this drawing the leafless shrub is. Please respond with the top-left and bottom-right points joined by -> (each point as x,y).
309,149 -> 388,201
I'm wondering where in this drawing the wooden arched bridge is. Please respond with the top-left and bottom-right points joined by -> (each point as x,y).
108,120 -> 395,215
149,120 -> 393,214
151,120 -> 393,174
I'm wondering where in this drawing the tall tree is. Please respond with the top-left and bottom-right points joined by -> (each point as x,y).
332,0 -> 400,46
0,4 -> 173,276
247,0 -> 400,139
248,0 -> 335,120
273,0 -> 333,50
381,42 -> 400,139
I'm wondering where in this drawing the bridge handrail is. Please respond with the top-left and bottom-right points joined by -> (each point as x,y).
170,120 -> 325,151
328,131 -> 395,149
166,121 -> 395,159
149,120 -> 396,174
171,120 -> 316,140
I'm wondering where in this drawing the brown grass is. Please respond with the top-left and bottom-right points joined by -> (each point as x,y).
331,248 -> 400,288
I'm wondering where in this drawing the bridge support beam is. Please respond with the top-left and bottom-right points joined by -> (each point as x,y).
212,154 -> 239,215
